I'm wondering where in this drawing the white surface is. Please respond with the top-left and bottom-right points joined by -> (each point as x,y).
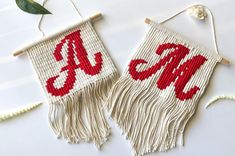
0,0 -> 235,156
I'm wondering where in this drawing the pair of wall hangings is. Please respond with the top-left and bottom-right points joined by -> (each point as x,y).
2,1 -> 232,156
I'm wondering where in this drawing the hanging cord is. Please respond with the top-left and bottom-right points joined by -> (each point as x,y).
37,0 -> 83,36
158,4 -> 234,108
159,4 -> 220,55
37,0 -> 49,36
69,0 -> 83,18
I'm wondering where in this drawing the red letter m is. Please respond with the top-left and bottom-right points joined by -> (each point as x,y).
129,43 -> 207,100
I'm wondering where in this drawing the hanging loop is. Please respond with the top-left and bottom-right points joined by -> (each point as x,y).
144,4 -> 230,65
37,0 -> 49,37
37,0 -> 83,37
13,0 -> 102,57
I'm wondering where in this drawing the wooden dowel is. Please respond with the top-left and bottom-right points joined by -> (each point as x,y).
13,12 -> 103,57
144,18 -> 230,65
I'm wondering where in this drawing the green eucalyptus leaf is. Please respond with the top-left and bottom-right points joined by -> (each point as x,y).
16,0 -> 51,14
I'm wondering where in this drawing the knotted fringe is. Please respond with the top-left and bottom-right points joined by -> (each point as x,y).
48,72 -> 119,148
106,77 -> 196,156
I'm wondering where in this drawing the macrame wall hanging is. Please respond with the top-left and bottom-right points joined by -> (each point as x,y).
106,4 -> 229,156
13,0 -> 119,148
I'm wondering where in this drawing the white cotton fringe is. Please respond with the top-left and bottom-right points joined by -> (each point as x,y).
48,72 -> 119,148
106,78 -> 195,156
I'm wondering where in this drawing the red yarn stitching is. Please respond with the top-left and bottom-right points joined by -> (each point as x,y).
128,43 -> 207,100
46,30 -> 103,96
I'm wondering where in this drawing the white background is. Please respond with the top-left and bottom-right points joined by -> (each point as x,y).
0,0 -> 234,156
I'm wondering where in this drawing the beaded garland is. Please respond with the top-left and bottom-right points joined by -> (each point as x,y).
0,102 -> 42,122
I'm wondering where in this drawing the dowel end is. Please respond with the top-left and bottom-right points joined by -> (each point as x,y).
221,58 -> 230,65
13,50 -> 24,57
90,13 -> 103,23
145,18 -> 151,24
